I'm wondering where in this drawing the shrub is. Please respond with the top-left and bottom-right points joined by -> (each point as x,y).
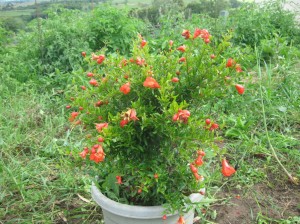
227,1 -> 300,48
87,5 -> 145,56
66,28 -> 246,220
0,22 -> 11,53
2,5 -> 146,84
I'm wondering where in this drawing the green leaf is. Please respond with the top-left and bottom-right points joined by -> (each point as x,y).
102,173 -> 119,197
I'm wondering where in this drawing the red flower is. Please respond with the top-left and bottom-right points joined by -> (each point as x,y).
143,77 -> 160,89
205,119 -> 211,125
120,82 -> 130,94
97,55 -> 105,64
74,120 -> 81,125
210,54 -> 216,59
120,119 -> 129,128
173,109 -> 190,123
79,147 -> 89,159
221,158 -> 236,177
121,109 -> 139,122
66,105 -> 71,109
69,111 -> 79,122
190,164 -> 198,173
91,53 -> 99,61
235,64 -> 243,73
116,176 -> 122,184
128,109 -> 139,121
95,123 -> 108,132
178,57 -> 186,63
197,150 -> 206,157
92,152 -> 105,163
193,173 -> 204,181
89,79 -> 98,86
235,84 -> 245,95
193,28 -> 211,42
95,101 -> 103,107
141,39 -> 147,48
169,40 -> 174,47
195,155 -> 203,166
90,146 -> 105,163
226,58 -> 235,68
162,215 -> 167,220
119,59 -> 128,68
182,29 -> 190,39
177,216 -> 186,224
136,57 -> 146,66
71,112 -> 79,118
95,144 -> 104,154
171,77 -> 179,83
172,113 -> 179,122
81,52 -> 86,57
87,72 -> 94,77
193,28 -> 201,39
209,123 -> 219,131
199,29 -> 211,40
177,45 -> 186,52
204,38 -> 210,44
98,137 -> 104,142
81,86 -> 86,90
154,173 -> 159,179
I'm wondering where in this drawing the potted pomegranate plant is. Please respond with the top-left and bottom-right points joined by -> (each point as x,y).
66,28 -> 242,224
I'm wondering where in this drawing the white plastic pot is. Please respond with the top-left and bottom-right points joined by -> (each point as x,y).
91,184 -> 205,224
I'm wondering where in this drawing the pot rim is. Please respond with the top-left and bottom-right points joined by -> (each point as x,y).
91,183 -> 205,219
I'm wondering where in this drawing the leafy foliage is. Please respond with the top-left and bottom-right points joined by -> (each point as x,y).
227,1 -> 300,48
87,5 -> 145,55
1,5 -> 145,83
65,27 -> 247,214
0,22 -> 11,54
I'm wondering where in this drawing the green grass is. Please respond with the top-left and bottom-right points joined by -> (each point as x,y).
0,9 -> 35,17
0,84 -> 102,223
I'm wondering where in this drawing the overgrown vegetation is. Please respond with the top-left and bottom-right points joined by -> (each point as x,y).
1,0 -> 299,223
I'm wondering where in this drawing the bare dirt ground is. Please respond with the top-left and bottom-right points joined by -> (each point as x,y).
205,178 -> 300,223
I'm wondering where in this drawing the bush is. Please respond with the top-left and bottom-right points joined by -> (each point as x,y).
2,5 -> 146,84
87,5 -> 145,55
0,22 -> 11,53
65,28 -> 246,217
131,0 -> 184,25
227,1 -> 300,48
185,0 -> 229,18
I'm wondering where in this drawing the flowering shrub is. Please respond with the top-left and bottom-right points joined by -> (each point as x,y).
66,29 -> 244,221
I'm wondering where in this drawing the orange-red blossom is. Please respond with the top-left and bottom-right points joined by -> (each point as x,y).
120,109 -> 139,128
221,158 -> 236,177
172,109 -> 190,123
143,77 -> 160,89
